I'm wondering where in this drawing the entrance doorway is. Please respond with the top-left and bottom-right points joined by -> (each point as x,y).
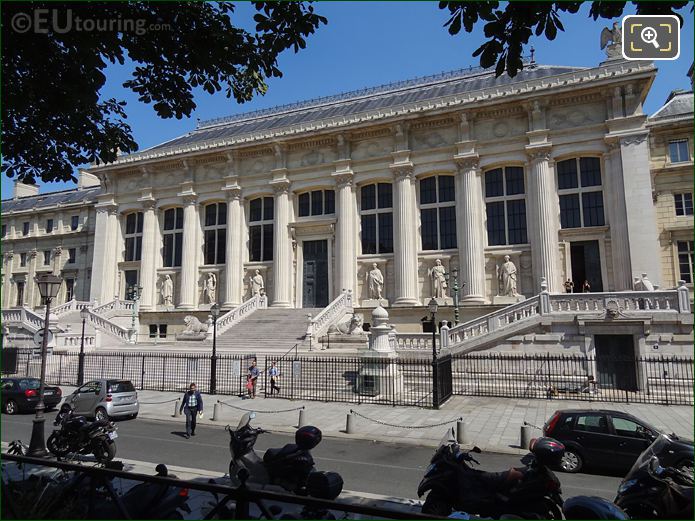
302,240 -> 328,308
124,270 -> 139,300
570,240 -> 603,292
594,334 -> 637,391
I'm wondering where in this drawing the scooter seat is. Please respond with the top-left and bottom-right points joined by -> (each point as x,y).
475,470 -> 514,491
263,443 -> 300,464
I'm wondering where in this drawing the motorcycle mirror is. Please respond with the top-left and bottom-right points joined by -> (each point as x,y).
155,464 -> 168,477
249,412 -> 256,420
471,446 -> 482,453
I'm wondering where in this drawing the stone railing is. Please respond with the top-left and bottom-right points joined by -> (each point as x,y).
1,307 -> 47,333
391,333 -> 437,351
52,299 -> 91,316
548,291 -> 682,314
55,332 -> 97,349
93,299 -> 135,318
310,290 -> 354,340
85,308 -> 132,344
214,294 -> 268,337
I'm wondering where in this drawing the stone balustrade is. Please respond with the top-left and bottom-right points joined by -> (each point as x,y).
310,290 -> 354,339
391,333 -> 438,351
55,332 -> 97,348
85,309 -> 131,343
93,299 -> 135,318
51,299 -> 92,316
214,294 -> 268,337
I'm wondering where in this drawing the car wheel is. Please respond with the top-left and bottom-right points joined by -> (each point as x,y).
4,400 -> 18,415
559,449 -> 583,473
95,407 -> 109,422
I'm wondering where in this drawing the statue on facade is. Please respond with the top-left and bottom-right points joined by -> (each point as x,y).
204,273 -> 217,303
250,269 -> 265,296
498,255 -> 519,297
600,22 -> 622,58
429,259 -> 448,298
367,263 -> 384,300
640,273 -> 655,291
161,275 -> 174,306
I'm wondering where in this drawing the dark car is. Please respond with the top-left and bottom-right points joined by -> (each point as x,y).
1,377 -> 62,414
543,408 -> 692,474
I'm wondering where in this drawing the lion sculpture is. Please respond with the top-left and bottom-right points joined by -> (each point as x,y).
183,315 -> 208,334
328,313 -> 364,336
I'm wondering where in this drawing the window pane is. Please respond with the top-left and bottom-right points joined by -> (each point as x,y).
361,214 -> 376,254
580,157 -> 602,187
174,233 -> 183,267
507,199 -> 528,244
675,194 -> 684,216
421,208 -> 438,250
217,229 -> 226,264
164,209 -> 175,230
311,190 -> 323,215
420,177 -> 437,205
325,190 -> 335,214
486,201 -> 506,246
263,197 -> 274,221
298,193 -> 310,217
582,191 -> 605,227
678,141 -> 689,162
485,169 -> 504,198
439,206 -> 457,249
378,213 -> 393,253
361,184 -> 376,210
205,204 -> 217,227
670,140 -> 689,163
438,176 -> 455,203
686,193 -> 694,215
71,215 -> 79,230
163,234 -> 174,267
250,199 -> 262,222
559,194 -> 581,229
263,223 -> 274,260
23,222 -> 29,235
505,167 -> 525,195
377,183 -> 392,209
218,203 -> 227,225
46,219 -> 53,233
136,213 -> 143,233
557,159 -> 578,190
135,236 -> 142,261
175,208 -> 183,229
126,213 -> 136,234
204,230 -> 216,264
125,237 -> 134,261
250,226 -> 261,261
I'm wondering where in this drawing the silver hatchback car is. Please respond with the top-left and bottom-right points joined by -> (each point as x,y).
64,379 -> 139,421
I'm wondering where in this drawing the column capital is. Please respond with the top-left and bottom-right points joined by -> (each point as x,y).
620,132 -> 649,147
332,171 -> 354,189
28,249 -> 38,259
454,154 -> 480,171
4,252 -> 14,262
389,162 -> 414,181
139,198 -> 157,210
270,178 -> 291,195
52,246 -> 63,256
525,145 -> 552,162
179,193 -> 198,206
604,136 -> 621,151
222,185 -> 243,201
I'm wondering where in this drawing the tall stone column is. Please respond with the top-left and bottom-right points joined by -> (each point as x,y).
89,203 -> 118,304
333,170 -> 356,295
271,179 -> 292,307
178,195 -> 199,310
391,164 -> 419,306
526,148 -> 561,293
454,156 -> 486,303
223,186 -> 243,307
137,199 -> 157,310
603,140 -> 632,290
26,250 -> 38,307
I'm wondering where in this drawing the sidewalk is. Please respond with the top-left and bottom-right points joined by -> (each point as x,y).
62,386 -> 694,453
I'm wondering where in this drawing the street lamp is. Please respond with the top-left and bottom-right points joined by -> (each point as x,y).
28,273 -> 62,457
209,303 -> 220,395
428,297 -> 440,409
444,269 -> 462,326
77,307 -> 89,386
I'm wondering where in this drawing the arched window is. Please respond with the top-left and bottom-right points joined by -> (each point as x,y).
556,157 -> 605,228
419,175 -> 456,250
298,190 -> 335,217
162,207 -> 183,267
124,212 -> 143,261
203,203 -> 227,265
360,183 -> 393,254
485,167 -> 527,246
249,197 -> 274,261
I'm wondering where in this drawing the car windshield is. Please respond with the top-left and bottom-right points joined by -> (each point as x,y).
626,433 -> 672,479
17,379 -> 41,391
107,381 -> 135,393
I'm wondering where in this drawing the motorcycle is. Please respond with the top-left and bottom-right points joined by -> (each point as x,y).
226,412 -> 342,499
47,404 -> 118,463
615,434 -> 694,519
417,429 -> 564,519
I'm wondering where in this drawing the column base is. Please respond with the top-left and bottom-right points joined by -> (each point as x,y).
392,297 -> 420,307
271,301 -> 292,308
221,301 -> 240,310
460,295 -> 488,305
176,304 -> 196,311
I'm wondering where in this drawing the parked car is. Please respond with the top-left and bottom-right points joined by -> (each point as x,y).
1,377 -> 62,414
542,408 -> 692,474
63,379 -> 139,421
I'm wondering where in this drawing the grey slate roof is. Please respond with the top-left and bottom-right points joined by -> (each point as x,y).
1,186 -> 101,213
147,65 -> 585,151
650,90 -> 694,120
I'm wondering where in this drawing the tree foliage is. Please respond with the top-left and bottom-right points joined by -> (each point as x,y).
2,1 -> 326,185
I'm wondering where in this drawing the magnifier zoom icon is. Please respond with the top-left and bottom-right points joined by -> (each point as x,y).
640,26 -> 660,48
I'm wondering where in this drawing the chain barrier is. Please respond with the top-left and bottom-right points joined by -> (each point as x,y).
523,421 -> 543,430
217,400 -> 305,414
349,409 -> 462,429
138,398 -> 179,405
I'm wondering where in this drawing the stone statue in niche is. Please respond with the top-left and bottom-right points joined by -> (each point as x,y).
498,255 -> 519,297
250,269 -> 265,296
367,263 -> 384,300
429,259 -> 448,298
161,275 -> 174,307
204,273 -> 217,304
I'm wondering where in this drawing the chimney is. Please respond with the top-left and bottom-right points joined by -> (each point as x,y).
13,181 -> 39,199
78,169 -> 101,189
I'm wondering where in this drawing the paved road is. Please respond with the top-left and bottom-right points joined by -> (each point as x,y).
1,412 -> 623,500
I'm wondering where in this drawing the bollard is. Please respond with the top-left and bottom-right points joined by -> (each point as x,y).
520,424 -> 533,450
173,399 -> 181,418
456,420 -> 467,445
345,413 -> 354,434
213,402 -> 221,421
298,408 -> 307,428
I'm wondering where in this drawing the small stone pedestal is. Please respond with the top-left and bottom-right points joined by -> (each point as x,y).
175,332 -> 207,341
361,298 -> 390,308
356,305 -> 404,397
430,297 -> 453,306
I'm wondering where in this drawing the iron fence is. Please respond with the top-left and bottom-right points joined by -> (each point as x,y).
452,353 -> 694,406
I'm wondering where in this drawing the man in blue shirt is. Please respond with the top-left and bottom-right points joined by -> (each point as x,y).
268,362 -> 280,395
179,382 -> 203,438
247,360 -> 260,399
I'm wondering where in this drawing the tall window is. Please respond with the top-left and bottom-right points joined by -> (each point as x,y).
675,193 -> 693,216
19,253 -> 27,267
16,282 -> 25,306
163,208 -> 183,267
204,202 -> 227,265
249,197 -> 274,261
485,166 -> 528,245
65,279 -> 75,301
1,225 -> 5,237
420,175 -> 457,250
360,183 -> 393,254
669,139 -> 689,163
678,240 -> 694,283
46,219 -> 53,233
43,250 -> 51,266
298,190 -> 335,217
22,222 -> 29,236
557,157 -> 605,229
68,248 -> 76,264
124,212 -> 143,261
71,215 -> 79,231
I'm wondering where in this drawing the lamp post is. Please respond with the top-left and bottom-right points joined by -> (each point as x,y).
28,273 -> 62,457
210,303 -> 220,395
428,297 -> 439,409
77,306 -> 89,386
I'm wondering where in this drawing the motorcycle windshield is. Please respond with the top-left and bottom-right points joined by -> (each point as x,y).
438,427 -> 457,449
625,434 -> 670,479
237,412 -> 253,430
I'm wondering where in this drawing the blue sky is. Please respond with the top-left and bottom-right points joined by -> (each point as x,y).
3,1 -> 693,200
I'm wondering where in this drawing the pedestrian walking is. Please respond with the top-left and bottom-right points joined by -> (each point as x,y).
268,362 -> 280,395
564,279 -> 574,293
247,360 -> 260,399
179,382 -> 203,439
582,279 -> 591,293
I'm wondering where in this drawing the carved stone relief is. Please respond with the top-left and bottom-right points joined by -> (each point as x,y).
351,138 -> 392,160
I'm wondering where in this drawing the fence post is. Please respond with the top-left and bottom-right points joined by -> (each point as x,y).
174,399 -> 181,417
346,412 -> 354,434
141,354 -> 145,389
456,420 -> 467,444
298,408 -> 307,428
